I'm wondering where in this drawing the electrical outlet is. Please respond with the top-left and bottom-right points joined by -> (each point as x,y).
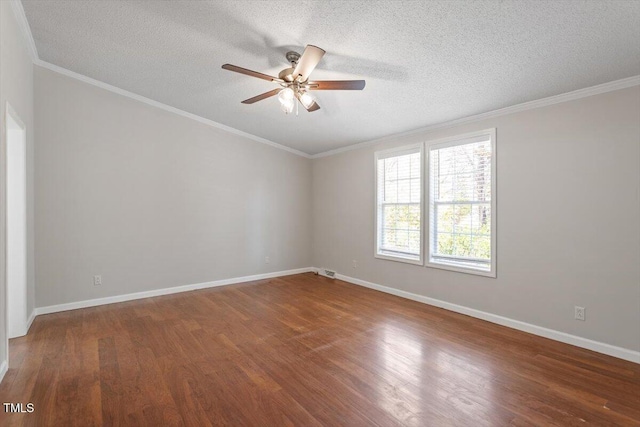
352,260 -> 357,268
265,256 -> 270,264
574,306 -> 585,321
93,275 -> 102,286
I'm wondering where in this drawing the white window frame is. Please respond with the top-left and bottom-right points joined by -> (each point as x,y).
374,143 -> 424,265
425,129 -> 497,277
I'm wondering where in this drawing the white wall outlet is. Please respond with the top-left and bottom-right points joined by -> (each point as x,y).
352,260 -> 357,268
574,306 -> 585,321
93,275 -> 102,286
265,256 -> 270,264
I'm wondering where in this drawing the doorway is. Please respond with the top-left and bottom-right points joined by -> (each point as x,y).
5,103 -> 27,339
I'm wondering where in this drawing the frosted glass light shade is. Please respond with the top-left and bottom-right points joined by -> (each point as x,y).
280,98 -> 294,114
278,88 -> 295,104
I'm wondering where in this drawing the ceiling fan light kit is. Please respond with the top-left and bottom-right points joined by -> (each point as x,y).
277,87 -> 299,115
222,45 -> 366,115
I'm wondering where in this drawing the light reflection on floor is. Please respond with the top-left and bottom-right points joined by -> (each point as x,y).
375,322 -> 424,425
374,321 -> 496,425
433,348 -> 496,422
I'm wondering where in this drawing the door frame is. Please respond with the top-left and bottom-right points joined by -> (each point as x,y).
4,101 -> 28,347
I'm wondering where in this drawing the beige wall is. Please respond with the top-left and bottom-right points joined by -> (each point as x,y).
1,0 -> 36,370
312,87 -> 640,352
35,66 -> 311,307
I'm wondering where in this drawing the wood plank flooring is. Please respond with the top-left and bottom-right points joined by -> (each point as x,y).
1,273 -> 639,426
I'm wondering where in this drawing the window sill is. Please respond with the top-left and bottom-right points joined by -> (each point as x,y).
426,259 -> 496,278
375,253 -> 423,266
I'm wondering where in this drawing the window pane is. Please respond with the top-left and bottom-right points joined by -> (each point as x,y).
410,155 -> 421,178
455,204 -> 472,233
471,204 -> 491,235
385,180 -> 397,203
408,205 -> 420,230
383,228 -> 396,248
397,155 -> 411,179
398,179 -> 411,202
383,205 -> 400,229
455,172 -> 473,201
471,236 -> 491,260
410,178 -> 421,203
385,158 -> 398,180
434,204 -> 449,233
437,232 -> 454,255
408,231 -> 420,253
395,205 -> 409,230
452,234 -> 471,258
396,230 -> 409,248
382,204 -> 420,234
436,174 -> 453,201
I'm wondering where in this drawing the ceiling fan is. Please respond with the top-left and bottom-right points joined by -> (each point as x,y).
222,45 -> 365,114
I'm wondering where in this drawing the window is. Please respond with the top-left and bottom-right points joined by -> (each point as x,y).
427,130 -> 496,276
375,145 -> 423,264
373,130 -> 496,276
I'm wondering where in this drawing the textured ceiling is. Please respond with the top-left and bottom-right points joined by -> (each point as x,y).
22,0 -> 640,155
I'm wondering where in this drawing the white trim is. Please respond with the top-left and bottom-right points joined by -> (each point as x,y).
9,0 -> 38,62
332,271 -> 640,364
26,309 -> 35,333
5,102 -> 29,344
34,61 -> 312,159
4,102 -> 26,130
425,130 -> 494,150
34,267 -> 313,316
0,360 -> 7,384
311,75 -> 640,159
375,143 -> 421,160
374,253 -> 423,266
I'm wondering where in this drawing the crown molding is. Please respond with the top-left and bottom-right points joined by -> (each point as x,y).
35,60 -> 311,159
311,74 -> 640,159
9,0 -> 38,61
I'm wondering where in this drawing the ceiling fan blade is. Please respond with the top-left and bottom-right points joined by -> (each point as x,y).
241,88 -> 281,104
307,80 -> 366,90
292,45 -> 325,82
295,92 -> 321,112
222,64 -> 283,82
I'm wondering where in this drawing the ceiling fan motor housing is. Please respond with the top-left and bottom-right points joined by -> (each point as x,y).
278,67 -> 297,83
286,51 -> 301,65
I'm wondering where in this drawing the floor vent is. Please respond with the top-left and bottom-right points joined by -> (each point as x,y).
318,268 -> 336,279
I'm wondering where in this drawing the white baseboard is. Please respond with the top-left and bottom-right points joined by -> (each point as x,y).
331,271 -> 640,364
35,267 -> 313,316
0,360 -> 7,384
26,310 -> 36,333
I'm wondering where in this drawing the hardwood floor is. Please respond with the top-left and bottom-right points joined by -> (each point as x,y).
1,273 -> 639,426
